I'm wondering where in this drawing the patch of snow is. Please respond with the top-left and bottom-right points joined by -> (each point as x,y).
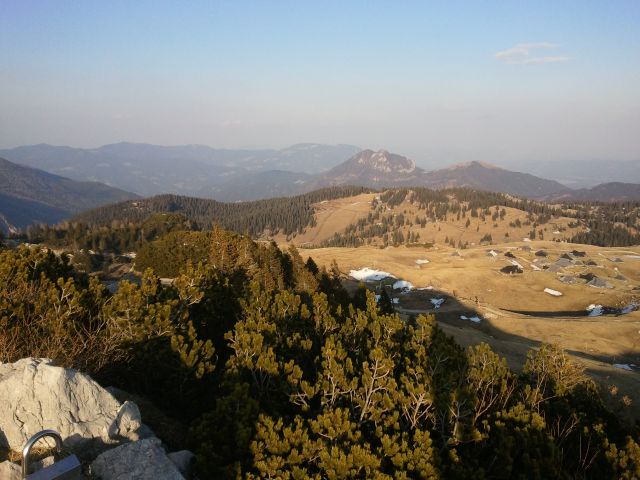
469,316 -> 482,323
622,304 -> 639,314
587,304 -> 603,317
488,250 -> 498,257
531,264 -> 541,271
417,286 -> 434,290
349,267 -> 395,282
613,364 -> 633,371
415,259 -> 430,265
510,259 -> 524,269
460,315 -> 468,320
393,280 -> 414,291
544,288 -> 563,297
430,298 -> 445,308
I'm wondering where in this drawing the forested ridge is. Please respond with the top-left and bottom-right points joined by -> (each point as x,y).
321,188 -> 640,248
1,229 -> 639,478
71,186 -> 372,235
21,186 -> 640,255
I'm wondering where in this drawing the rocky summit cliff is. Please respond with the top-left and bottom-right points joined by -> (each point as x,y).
318,149 -> 423,186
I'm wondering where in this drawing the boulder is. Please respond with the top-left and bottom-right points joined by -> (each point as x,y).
579,273 -> 597,282
0,456 -> 59,480
558,275 -> 577,284
0,358 -> 146,456
168,450 -> 195,479
500,265 -> 523,274
588,278 -> 614,289
91,437 -> 185,480
0,460 -> 20,480
554,258 -> 572,268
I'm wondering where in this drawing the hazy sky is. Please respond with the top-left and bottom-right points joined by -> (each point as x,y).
1,1 -> 639,165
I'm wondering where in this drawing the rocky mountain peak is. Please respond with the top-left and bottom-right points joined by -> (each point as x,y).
354,149 -> 416,174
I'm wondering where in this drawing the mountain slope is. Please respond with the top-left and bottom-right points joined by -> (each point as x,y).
543,182 -> 640,202
0,157 -> 138,232
318,149 -> 423,187
422,161 -> 571,198
317,151 -> 571,199
202,170 -> 313,201
0,143 -> 361,197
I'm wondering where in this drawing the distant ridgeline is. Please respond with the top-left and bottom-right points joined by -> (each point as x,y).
25,185 -> 640,252
1,226 -> 640,478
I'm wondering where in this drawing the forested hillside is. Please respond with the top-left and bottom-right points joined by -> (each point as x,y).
1,230 -> 639,478
0,156 -> 138,233
71,186 -> 372,235
320,188 -> 640,248
22,186 -> 640,257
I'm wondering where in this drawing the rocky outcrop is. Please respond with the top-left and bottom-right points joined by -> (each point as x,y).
0,358 -> 146,456
0,358 -> 193,478
0,460 -> 20,480
168,450 -> 195,478
91,437 -> 185,480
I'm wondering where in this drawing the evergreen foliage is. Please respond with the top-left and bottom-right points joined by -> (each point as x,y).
0,230 -> 638,478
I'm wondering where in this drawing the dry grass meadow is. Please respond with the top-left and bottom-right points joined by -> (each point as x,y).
286,194 -> 640,418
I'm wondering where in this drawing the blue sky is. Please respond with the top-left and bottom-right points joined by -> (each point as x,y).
1,1 -> 638,165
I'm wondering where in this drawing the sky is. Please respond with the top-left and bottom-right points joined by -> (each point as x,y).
1,1 -> 639,166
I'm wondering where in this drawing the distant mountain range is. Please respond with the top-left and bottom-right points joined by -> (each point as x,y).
542,182 -> 640,203
509,159 -> 640,189
0,157 -> 138,233
0,143 -> 361,197
2,143 -> 639,232
316,150 -> 571,198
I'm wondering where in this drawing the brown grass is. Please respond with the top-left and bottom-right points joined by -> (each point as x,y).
300,240 -> 640,418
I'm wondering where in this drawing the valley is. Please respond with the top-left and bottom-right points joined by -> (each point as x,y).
301,241 -> 640,416
287,191 -> 640,414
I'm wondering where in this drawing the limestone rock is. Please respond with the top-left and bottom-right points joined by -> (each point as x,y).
0,460 -> 20,480
168,450 -> 195,479
91,437 -> 185,480
0,358 -> 145,456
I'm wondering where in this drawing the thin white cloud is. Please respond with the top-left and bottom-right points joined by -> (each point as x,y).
220,119 -> 243,128
495,42 -> 569,65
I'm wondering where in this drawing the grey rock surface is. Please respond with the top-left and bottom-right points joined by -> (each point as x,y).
168,450 -> 195,479
91,437 -> 185,480
0,358 -> 144,455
